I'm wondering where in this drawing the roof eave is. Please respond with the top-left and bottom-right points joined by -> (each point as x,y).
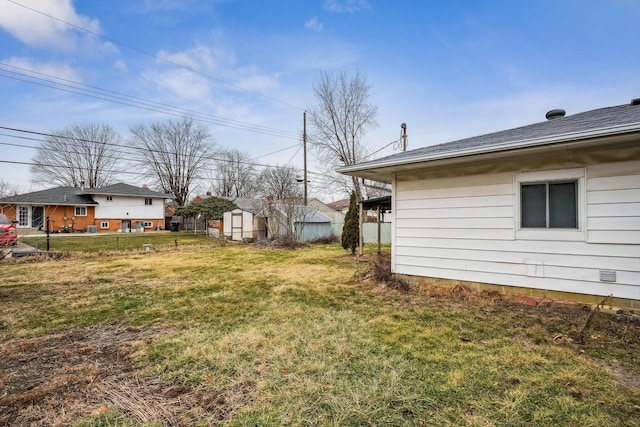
337,122 -> 640,179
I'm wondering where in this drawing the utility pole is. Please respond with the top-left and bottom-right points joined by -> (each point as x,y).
303,110 -> 308,206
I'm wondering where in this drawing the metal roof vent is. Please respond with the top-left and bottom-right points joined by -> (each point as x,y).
631,98 -> 640,106
545,109 -> 566,120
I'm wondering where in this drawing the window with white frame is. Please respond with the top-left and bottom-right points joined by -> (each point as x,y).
75,206 -> 87,216
516,168 -> 585,235
521,181 -> 577,228
144,198 -> 153,205
106,196 -> 113,201
100,221 -> 109,229
17,206 -> 29,227
142,221 -> 153,228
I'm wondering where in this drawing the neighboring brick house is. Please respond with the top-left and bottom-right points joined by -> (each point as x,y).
0,183 -> 166,233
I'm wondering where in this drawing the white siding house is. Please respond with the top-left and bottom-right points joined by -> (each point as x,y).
339,101 -> 640,308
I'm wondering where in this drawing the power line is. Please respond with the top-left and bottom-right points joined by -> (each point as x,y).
6,0 -> 304,111
0,65 -> 300,140
0,125 -> 305,173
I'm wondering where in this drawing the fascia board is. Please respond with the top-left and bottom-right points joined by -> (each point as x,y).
337,122 -> 640,174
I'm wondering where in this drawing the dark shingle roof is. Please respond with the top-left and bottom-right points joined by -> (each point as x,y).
0,182 -> 166,205
0,187 -> 97,205
87,183 -> 166,197
348,102 -> 640,169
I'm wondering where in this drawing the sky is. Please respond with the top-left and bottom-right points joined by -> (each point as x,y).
0,0 -> 639,200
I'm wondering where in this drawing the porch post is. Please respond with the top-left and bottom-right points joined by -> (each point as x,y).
358,202 -> 364,256
377,205 -> 381,255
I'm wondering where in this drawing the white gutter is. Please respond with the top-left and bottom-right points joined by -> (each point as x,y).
337,121 -> 640,173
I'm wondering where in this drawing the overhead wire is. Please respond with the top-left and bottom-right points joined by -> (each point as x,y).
6,0 -> 304,111
0,65 -> 300,140
2,2 -> 397,199
0,125 -> 306,175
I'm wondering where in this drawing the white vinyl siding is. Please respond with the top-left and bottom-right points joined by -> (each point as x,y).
392,162 -> 640,301
586,160 -> 640,244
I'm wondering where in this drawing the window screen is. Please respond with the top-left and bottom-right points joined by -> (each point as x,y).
521,181 -> 577,229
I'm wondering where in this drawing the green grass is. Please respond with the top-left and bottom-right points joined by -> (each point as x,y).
0,244 -> 638,426
19,231 -> 215,252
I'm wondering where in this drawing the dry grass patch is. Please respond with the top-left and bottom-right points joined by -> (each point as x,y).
0,244 -> 639,426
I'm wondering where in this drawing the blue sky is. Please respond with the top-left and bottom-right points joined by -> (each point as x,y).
1,0 -> 638,199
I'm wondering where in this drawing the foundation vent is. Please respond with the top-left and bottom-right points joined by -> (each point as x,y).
599,270 -> 616,282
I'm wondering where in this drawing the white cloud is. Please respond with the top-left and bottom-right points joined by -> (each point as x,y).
113,59 -> 127,72
0,0 -> 101,50
305,17 -> 324,32
235,72 -> 280,92
144,68 -> 213,102
3,56 -> 83,82
152,43 -> 282,100
324,0 -> 371,13
157,45 -> 221,72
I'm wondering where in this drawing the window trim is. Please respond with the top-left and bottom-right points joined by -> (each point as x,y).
144,198 -> 153,206
521,180 -> 578,229
514,168 -> 586,241
74,206 -> 87,217
142,221 -> 153,228
100,221 -> 110,229
106,196 -> 113,201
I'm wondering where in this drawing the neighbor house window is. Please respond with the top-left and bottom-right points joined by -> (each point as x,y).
18,206 -> 29,227
145,198 -> 153,205
75,207 -> 87,216
142,221 -> 153,228
101,221 -> 109,229
521,181 -> 577,229
106,196 -> 113,201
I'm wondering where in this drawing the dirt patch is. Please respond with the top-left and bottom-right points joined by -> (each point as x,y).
0,323 -> 253,426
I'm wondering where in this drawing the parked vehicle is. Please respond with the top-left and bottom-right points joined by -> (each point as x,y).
0,214 -> 18,246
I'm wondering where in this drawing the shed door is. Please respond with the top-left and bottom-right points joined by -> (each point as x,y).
231,213 -> 243,241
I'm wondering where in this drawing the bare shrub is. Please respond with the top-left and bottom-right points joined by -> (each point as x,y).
310,235 -> 339,244
255,236 -> 309,250
367,255 -> 410,292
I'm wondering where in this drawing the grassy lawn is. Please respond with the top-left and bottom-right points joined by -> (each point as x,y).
0,243 -> 638,426
19,231 -> 214,253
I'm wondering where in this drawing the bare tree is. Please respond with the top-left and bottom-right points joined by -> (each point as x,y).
257,165 -> 302,201
31,123 -> 121,188
308,70 -> 379,200
0,179 -> 17,198
129,117 -> 215,207
208,148 -> 258,197
253,165 -> 311,241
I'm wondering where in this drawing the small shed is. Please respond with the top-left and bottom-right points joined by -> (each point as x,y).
294,208 -> 332,242
221,198 -> 267,242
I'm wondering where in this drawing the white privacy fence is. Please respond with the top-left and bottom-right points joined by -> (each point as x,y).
331,222 -> 391,244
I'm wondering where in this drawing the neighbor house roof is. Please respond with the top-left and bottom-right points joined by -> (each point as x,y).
291,206 -> 331,223
223,197 -> 261,213
87,183 -> 166,198
0,182 -> 166,205
0,186 -> 97,206
327,199 -> 350,211
338,100 -> 640,181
